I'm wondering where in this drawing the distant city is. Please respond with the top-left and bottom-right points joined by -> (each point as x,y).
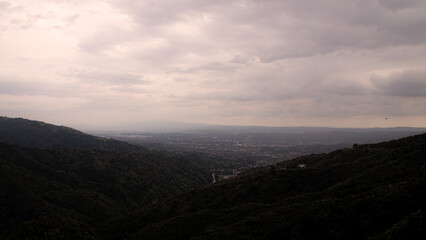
92,126 -> 426,181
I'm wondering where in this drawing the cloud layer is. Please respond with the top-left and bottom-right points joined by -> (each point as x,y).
1,0 -> 426,129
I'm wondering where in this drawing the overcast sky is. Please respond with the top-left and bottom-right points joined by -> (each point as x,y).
1,0 -> 426,130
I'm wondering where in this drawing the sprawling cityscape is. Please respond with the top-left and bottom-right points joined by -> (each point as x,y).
94,127 -> 426,181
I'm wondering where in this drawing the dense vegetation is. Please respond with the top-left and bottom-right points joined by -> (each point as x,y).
101,133 -> 426,240
0,143 -> 211,238
0,117 -> 211,239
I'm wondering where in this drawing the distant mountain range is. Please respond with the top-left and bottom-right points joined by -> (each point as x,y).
86,119 -> 426,134
0,116 -> 424,239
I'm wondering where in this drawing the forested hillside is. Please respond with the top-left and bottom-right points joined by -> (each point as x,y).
0,117 -> 212,239
101,133 -> 426,240
0,143 -> 211,238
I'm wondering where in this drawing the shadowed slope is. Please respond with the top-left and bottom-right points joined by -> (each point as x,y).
102,133 -> 426,240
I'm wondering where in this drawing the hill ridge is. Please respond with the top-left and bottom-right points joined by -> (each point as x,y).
0,116 -> 142,151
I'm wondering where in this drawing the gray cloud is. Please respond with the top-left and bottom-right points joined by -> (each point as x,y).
108,0 -> 426,64
0,1 -> 9,10
170,62 -> 236,73
64,70 -> 149,86
64,14 -> 79,24
78,28 -> 132,53
378,0 -> 423,11
372,70 -> 426,97
1,0 -> 426,128
0,80 -> 42,95
229,55 -> 250,64
0,76 -> 80,98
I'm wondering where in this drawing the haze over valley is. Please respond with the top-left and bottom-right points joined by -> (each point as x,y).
95,125 -> 426,180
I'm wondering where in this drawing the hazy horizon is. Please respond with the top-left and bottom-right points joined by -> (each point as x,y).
1,0 -> 426,129
83,120 -> 426,133
4,115 -> 426,134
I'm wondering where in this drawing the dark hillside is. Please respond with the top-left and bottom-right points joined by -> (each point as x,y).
102,133 -> 426,240
0,143 -> 211,238
0,116 -> 140,151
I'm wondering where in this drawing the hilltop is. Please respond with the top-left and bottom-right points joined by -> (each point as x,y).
0,116 -> 140,151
